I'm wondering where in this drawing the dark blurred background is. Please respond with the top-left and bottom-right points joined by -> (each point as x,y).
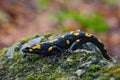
0,0 -> 120,58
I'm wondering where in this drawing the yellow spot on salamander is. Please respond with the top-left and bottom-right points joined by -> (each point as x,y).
85,33 -> 92,37
61,35 -> 65,38
74,32 -> 79,37
70,31 -> 74,34
50,39 -> 58,43
32,44 -> 41,49
29,49 -> 33,52
48,46 -> 53,51
66,40 -> 70,45
104,46 -> 106,50
76,39 -> 80,42
107,52 -> 109,55
103,46 -> 109,55
98,38 -> 102,43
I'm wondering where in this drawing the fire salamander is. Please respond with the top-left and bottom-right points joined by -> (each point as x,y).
22,30 -> 111,60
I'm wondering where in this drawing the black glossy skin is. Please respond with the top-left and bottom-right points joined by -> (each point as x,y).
22,30 -> 111,60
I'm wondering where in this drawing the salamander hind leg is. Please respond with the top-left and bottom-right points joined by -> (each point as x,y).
83,32 -> 111,60
66,37 -> 111,61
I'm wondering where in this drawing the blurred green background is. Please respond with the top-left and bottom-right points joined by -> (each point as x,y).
0,0 -> 120,57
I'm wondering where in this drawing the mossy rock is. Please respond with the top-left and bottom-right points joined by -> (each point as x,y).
0,33 -> 120,80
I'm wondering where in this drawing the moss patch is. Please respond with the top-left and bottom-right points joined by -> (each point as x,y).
0,33 -> 120,80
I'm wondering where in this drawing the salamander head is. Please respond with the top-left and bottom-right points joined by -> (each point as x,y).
22,42 -> 52,54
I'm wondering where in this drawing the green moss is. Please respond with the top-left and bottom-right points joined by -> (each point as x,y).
56,10 -> 109,32
37,0 -> 49,8
108,63 -> 120,80
0,33 -> 119,80
0,48 -> 8,55
104,0 -> 118,4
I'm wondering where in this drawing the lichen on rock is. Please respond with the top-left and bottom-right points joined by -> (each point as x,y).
0,33 -> 120,80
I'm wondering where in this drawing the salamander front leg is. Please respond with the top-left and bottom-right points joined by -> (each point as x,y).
51,46 -> 64,56
66,39 -> 84,53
